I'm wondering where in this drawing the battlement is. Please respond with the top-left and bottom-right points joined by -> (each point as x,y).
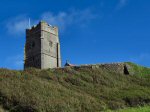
26,21 -> 58,36
40,21 -> 58,36
40,21 -> 57,29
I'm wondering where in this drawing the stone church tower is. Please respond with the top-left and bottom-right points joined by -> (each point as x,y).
24,21 -> 61,69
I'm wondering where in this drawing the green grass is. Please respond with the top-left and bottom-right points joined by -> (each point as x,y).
0,63 -> 150,112
126,62 -> 150,78
116,106 -> 150,112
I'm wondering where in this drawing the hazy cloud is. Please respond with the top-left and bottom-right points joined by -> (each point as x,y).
5,8 -> 97,36
116,0 -> 128,10
44,8 -> 97,28
120,0 -> 127,6
6,15 -> 29,36
41,9 -> 97,31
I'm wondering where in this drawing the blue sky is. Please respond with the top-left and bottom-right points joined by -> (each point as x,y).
0,0 -> 150,70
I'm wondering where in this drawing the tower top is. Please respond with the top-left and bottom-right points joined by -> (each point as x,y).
26,21 -> 58,30
39,20 -> 58,29
26,21 -> 58,36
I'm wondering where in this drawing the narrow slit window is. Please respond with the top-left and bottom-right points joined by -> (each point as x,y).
49,41 -> 53,47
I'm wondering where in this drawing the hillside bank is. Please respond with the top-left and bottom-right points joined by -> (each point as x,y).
0,62 -> 150,111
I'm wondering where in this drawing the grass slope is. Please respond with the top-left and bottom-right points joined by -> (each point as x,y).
114,106 -> 150,112
0,63 -> 150,112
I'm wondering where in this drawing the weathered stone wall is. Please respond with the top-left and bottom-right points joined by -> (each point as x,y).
65,63 -> 131,75
41,21 -> 61,69
24,24 -> 41,69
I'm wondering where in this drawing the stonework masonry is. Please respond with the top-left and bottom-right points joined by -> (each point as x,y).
64,63 -> 131,75
24,21 -> 130,73
24,21 -> 61,69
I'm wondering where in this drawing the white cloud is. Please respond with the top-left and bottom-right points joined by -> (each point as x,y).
41,9 -> 97,31
5,8 -> 97,36
41,12 -> 68,30
6,15 -> 29,36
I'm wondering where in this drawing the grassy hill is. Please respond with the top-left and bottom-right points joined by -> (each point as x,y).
0,62 -> 150,112
114,106 -> 150,112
